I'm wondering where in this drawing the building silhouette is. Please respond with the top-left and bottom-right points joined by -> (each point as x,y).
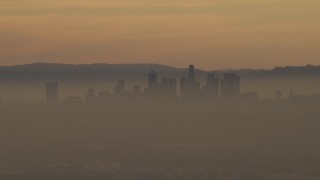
188,65 -> 195,81
48,64 -> 244,105
46,82 -> 59,104
180,65 -> 200,100
86,88 -> 96,103
147,70 -> 177,99
148,70 -> 158,93
221,73 -> 240,99
114,79 -> 126,95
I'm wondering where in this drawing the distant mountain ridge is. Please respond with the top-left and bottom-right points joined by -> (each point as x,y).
0,63 -> 184,75
0,63 -> 320,79
230,64 -> 320,78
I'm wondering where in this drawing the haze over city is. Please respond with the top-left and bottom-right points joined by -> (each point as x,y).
1,0 -> 320,69
2,0 -> 320,179
1,63 -> 320,179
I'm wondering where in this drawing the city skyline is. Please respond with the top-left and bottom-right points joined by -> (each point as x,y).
39,64 -> 320,105
1,63 -> 320,104
44,64 -> 243,104
2,1 -> 320,179
2,64 -> 320,180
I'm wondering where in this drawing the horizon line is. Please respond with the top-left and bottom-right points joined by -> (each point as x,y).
1,62 -> 319,71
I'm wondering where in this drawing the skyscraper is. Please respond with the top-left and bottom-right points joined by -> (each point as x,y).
160,77 -> 169,90
148,70 -> 158,92
114,79 -> 126,95
188,65 -> 195,81
85,88 -> 96,103
180,65 -> 200,100
221,73 -> 240,99
46,82 -> 59,104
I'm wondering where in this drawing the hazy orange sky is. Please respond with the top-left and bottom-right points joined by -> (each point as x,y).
0,0 -> 319,70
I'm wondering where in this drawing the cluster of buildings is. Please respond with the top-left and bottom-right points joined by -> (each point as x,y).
45,65 -> 256,105
146,65 -> 242,100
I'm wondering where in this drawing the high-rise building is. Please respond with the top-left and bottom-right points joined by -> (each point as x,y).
205,73 -> 219,98
114,79 -> 126,95
46,82 -> 59,104
188,65 -> 195,81
148,70 -> 158,92
180,65 -> 200,99
85,88 -> 96,103
180,76 -> 187,99
160,78 -> 169,90
221,73 -> 240,98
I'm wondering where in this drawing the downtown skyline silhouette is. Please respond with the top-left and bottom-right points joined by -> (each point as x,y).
1,0 -> 320,179
1,63 -> 320,179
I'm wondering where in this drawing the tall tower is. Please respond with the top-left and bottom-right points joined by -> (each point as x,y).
86,88 -> 96,103
188,65 -> 195,81
180,65 -> 200,100
148,70 -> 158,91
114,78 -> 126,95
46,82 -> 59,104
221,73 -> 240,98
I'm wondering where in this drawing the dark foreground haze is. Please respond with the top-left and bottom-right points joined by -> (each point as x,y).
1,64 -> 320,180
1,101 -> 320,180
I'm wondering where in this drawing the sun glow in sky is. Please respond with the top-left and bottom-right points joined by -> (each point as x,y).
0,0 -> 320,69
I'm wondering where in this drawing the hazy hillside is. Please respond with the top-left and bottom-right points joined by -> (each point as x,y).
0,63 -> 320,79
219,64 -> 320,78
0,63 -> 191,79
